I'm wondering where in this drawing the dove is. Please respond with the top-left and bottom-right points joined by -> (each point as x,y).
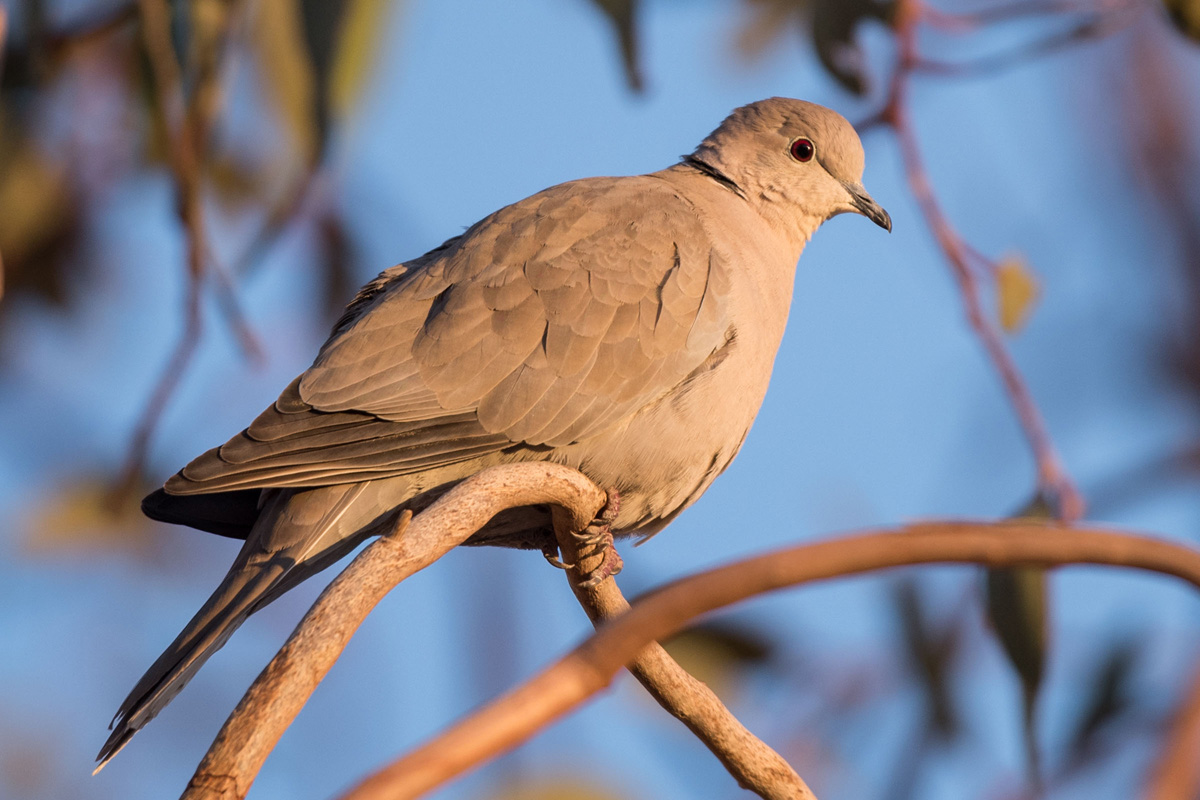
97,97 -> 890,768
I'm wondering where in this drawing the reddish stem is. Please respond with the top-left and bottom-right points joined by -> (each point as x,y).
884,0 -> 1085,521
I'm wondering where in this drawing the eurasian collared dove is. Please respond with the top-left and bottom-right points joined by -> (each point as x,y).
97,97 -> 890,768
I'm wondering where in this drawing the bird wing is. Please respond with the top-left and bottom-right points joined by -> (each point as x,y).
166,175 -> 732,495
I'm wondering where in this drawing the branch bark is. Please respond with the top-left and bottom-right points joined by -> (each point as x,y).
180,463 -> 607,800
551,507 -> 814,800
879,0 -> 1087,521
342,522 -> 1200,800
1145,657 -> 1200,800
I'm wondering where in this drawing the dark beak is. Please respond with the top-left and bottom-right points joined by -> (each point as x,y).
843,181 -> 892,232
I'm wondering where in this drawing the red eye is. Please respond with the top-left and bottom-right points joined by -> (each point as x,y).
790,138 -> 814,162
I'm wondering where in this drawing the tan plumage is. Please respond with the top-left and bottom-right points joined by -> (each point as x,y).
98,97 -> 890,768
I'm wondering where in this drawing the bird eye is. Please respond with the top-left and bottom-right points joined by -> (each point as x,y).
789,138 -> 815,162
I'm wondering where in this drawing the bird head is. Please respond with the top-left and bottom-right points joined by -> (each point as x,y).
690,98 -> 891,240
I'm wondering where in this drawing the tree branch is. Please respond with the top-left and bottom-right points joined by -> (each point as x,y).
882,0 -> 1086,521
550,508 -> 814,800
343,522 -> 1200,799
180,463 -> 607,800
1145,657 -> 1200,800
112,0 -> 260,508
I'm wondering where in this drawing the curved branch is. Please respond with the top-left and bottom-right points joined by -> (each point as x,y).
1146,657 -> 1200,800
551,508 -> 814,800
180,463 -> 607,800
342,522 -> 1200,800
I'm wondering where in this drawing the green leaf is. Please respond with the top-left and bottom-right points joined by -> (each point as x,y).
985,494 -> 1053,783
323,0 -> 390,122
1162,0 -> 1200,41
249,0 -> 320,168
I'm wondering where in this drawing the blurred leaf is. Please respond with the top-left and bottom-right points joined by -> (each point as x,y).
736,0 -> 893,95
324,0 -> 389,121
0,130 -> 81,305
986,495 -> 1053,781
996,254 -> 1040,333
587,0 -> 643,92
662,620 -> 776,696
1063,639 -> 1141,771
737,0 -> 812,59
812,0 -> 894,95
318,213 -> 357,320
249,0 -> 320,168
895,580 -> 960,738
488,777 -> 626,800
206,154 -> 266,207
22,475 -> 158,557
1162,0 -> 1200,41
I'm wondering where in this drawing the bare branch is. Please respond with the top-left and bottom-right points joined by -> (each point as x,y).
1145,659 -> 1200,800
180,463 -> 607,800
913,12 -> 1138,77
341,521 -> 1200,799
551,508 -> 815,800
113,0 -> 260,505
882,0 -> 1085,521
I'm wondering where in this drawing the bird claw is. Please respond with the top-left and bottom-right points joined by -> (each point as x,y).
541,544 -> 574,570
542,490 -> 623,587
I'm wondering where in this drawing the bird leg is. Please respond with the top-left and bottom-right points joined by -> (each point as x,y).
571,489 -> 623,588
543,489 -> 622,587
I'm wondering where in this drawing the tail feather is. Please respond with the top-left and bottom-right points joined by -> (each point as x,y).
96,482 -> 378,771
95,554 -> 287,770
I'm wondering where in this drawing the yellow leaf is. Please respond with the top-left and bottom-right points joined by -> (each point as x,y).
22,477 -> 158,557
996,255 -> 1040,333
488,778 -> 626,800
249,0 -> 319,168
328,0 -> 389,120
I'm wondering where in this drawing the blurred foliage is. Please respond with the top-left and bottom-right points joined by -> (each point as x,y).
0,0 -> 386,318
488,777 -> 627,800
22,474 -> 158,557
587,0 -> 642,91
996,255 -> 1040,334
1059,638 -> 1145,775
737,0 -> 895,95
985,496 -> 1052,781
661,619 -> 776,697
1163,0 -> 1200,40
894,579 -> 963,740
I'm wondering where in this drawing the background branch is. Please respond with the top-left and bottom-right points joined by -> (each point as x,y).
111,0 -> 259,507
345,522 -> 1200,799
551,507 -> 815,800
876,0 -> 1092,520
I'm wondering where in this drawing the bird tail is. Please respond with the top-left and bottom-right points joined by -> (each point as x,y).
95,482 -> 380,771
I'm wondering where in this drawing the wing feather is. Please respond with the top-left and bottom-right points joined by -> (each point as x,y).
165,175 -> 733,494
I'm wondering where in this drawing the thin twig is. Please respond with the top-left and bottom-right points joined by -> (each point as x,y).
111,0 -> 208,507
180,463 -> 607,800
113,0 -> 260,503
913,13 -> 1136,77
550,508 -> 815,800
918,0 -> 1119,31
344,522 -> 1200,800
882,0 -> 1085,521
